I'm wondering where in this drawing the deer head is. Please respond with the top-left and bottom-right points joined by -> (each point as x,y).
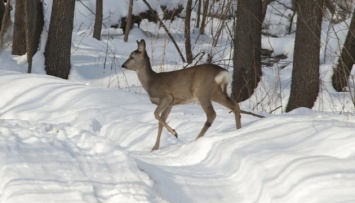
122,40 -> 150,72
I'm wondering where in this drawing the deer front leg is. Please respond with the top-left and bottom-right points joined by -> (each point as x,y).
152,106 -> 172,151
154,98 -> 178,137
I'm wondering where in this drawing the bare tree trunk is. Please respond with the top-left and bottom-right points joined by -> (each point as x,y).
232,0 -> 262,102
325,0 -> 336,15
184,0 -> 193,63
25,0 -> 44,73
12,0 -> 27,55
196,0 -> 202,28
93,0 -> 103,40
332,7 -> 355,91
0,1 -> 4,30
45,0 -> 75,79
286,0 -> 324,112
200,0 -> 209,35
0,0 -> 11,47
124,0 -> 133,42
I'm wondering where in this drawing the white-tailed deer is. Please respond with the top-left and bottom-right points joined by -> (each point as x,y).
122,39 -> 255,151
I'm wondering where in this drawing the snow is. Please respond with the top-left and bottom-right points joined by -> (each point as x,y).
1,0 -> 355,202
1,70 -> 355,203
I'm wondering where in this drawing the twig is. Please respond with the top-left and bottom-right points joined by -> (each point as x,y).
141,0 -> 186,63
269,106 -> 282,114
184,51 -> 205,68
240,110 -> 265,118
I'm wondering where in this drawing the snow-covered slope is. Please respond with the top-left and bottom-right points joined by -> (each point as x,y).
1,71 -> 355,203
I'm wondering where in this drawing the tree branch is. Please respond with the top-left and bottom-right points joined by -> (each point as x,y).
141,0 -> 186,63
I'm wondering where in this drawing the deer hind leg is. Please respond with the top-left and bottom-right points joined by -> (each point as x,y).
195,97 -> 216,140
212,91 -> 242,129
152,106 -> 172,151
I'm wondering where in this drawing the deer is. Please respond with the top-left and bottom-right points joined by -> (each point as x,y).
122,39 -> 261,151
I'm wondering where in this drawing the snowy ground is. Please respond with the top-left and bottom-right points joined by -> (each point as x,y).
1,70 -> 355,203
1,0 -> 355,202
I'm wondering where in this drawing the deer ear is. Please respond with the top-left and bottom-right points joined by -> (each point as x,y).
137,39 -> 146,52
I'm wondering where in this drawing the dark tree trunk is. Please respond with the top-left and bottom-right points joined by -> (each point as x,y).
0,0 -> 10,46
12,0 -> 27,55
124,0 -> 133,42
286,0 -> 324,112
0,0 -> 4,30
184,0 -> 193,63
25,0 -> 44,73
200,0 -> 209,35
45,0 -> 75,79
196,0 -> 201,28
0,1 -> 11,44
93,0 -> 103,40
332,7 -> 355,91
232,0 -> 262,102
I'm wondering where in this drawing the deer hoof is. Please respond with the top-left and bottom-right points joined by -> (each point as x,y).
172,130 -> 178,138
151,146 -> 158,152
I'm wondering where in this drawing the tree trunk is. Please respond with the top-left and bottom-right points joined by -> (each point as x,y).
286,0 -> 324,112
200,0 -> 209,35
12,0 -> 27,55
93,0 -> 103,40
124,0 -> 133,42
45,0 -> 75,79
332,7 -> 355,91
0,1 -> 4,30
232,0 -> 262,102
196,0 -> 201,28
184,0 -> 193,63
25,0 -> 44,73
0,0 -> 10,46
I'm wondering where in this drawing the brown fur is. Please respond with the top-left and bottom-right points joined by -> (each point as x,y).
122,39 -> 241,151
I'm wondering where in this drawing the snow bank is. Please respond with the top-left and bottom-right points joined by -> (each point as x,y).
1,71 -> 355,203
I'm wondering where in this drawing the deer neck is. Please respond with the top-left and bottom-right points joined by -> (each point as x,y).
136,61 -> 157,91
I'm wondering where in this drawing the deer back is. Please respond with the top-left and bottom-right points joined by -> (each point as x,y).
144,64 -> 229,106
122,40 -> 230,105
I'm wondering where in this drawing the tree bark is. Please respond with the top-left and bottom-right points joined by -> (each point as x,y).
196,0 -> 201,28
93,0 -> 103,40
286,0 -> 324,112
200,0 -> 209,35
25,0 -> 44,73
45,0 -> 75,79
232,0 -> 262,102
184,0 -> 193,63
124,0 -> 133,42
12,0 -> 27,55
332,8 -> 355,91
0,1 -> 4,30
0,0 -> 10,46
